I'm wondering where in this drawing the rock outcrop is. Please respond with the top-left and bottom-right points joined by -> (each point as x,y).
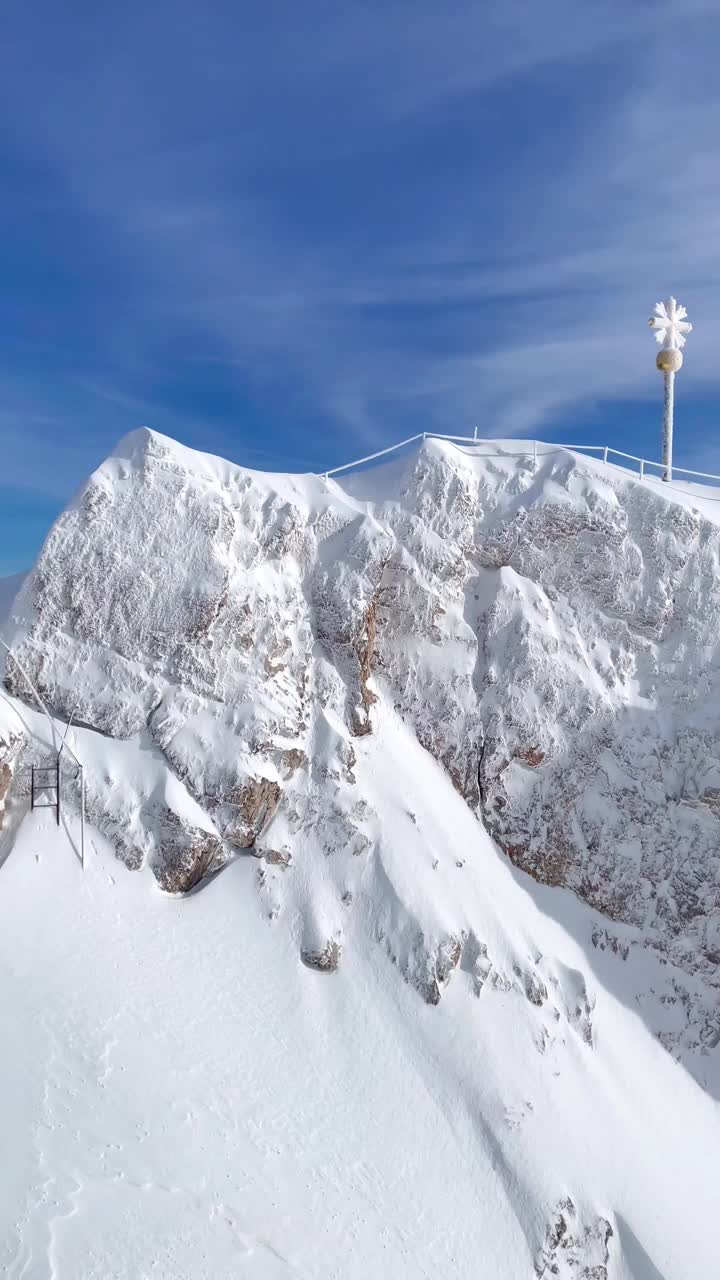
3,428 -> 719,1015
534,1197 -> 613,1278
151,810 -> 224,894
301,939 -> 341,973
0,727 -> 24,832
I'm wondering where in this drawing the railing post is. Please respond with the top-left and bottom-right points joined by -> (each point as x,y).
533,440 -> 537,464
662,370 -> 674,482
603,446 -> 609,464
80,765 -> 85,868
639,459 -> 645,481
473,425 -> 478,441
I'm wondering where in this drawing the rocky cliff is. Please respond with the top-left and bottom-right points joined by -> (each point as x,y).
3,429 -> 719,1036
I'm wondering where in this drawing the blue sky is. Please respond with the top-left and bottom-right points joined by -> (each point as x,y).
2,0 -> 720,573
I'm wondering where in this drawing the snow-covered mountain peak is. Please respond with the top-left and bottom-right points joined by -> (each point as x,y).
1,430 -> 719,1275
4,433 -> 720,967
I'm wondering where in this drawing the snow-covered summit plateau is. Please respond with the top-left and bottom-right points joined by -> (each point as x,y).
1,428 -> 719,1278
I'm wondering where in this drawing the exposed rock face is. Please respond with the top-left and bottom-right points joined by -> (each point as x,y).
151,810 -> 224,894
5,430 -> 312,891
3,428 -> 720,1009
208,778 -> 281,849
338,446 -> 720,993
0,761 -> 11,814
258,847 -> 292,867
467,493 -> 720,982
403,934 -> 462,1005
0,728 -> 24,832
534,1198 -> 613,1279
3,432 -> 719,1274
301,939 -> 341,973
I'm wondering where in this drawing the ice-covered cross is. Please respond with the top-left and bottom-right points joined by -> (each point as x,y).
648,297 -> 692,351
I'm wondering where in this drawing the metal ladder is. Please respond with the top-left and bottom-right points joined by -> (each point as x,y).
31,760 -> 60,826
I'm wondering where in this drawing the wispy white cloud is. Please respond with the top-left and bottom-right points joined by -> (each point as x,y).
2,0 -> 720,497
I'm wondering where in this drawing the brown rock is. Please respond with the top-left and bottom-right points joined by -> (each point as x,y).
260,847 -> 292,867
0,730 -> 25,832
0,762 -> 12,814
514,746 -> 545,768
218,777 -> 281,848
301,939 -> 341,973
352,595 -> 380,736
279,748 -> 306,779
151,810 -> 224,894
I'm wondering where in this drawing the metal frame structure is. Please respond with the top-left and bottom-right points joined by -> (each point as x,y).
319,432 -> 720,489
31,761 -> 60,825
0,636 -> 85,866
59,736 -> 85,867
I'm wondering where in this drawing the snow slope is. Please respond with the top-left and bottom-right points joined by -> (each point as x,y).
1,429 -> 719,1276
1,697 -> 718,1278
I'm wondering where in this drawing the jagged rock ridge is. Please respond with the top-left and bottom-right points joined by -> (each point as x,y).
3,428 -> 719,1022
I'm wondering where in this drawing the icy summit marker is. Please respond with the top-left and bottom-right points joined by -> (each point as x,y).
648,297 -> 692,482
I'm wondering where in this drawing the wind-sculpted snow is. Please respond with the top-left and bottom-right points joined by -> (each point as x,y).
3,428 -> 720,1064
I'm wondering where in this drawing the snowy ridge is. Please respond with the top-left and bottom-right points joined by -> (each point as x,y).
3,429 -> 720,991
322,426 -> 720,487
1,427 -> 719,1276
3,427 -> 720,1009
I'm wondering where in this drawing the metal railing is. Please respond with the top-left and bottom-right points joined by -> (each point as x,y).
320,431 -> 720,487
2,426 -> 719,872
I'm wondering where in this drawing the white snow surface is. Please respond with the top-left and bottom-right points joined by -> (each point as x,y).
1,701 -> 719,1279
1,428 -> 720,1277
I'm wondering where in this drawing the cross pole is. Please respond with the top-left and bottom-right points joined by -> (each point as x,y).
648,297 -> 692,483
